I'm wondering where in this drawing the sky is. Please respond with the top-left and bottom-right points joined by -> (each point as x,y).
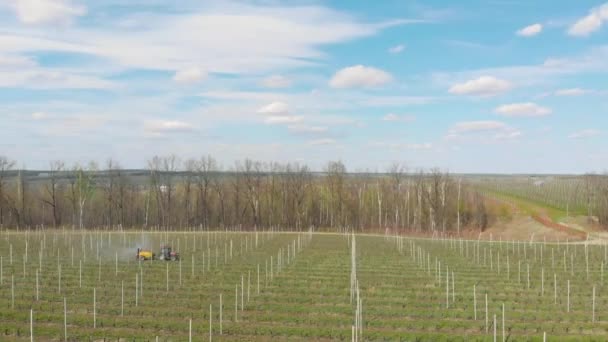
1,0 -> 607,173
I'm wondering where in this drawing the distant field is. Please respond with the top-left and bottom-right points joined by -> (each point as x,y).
1,230 -> 608,341
471,175 -> 590,220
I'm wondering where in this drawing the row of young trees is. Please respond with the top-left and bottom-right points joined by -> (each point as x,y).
0,155 -> 491,233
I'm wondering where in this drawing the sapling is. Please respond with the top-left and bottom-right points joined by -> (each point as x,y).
93,287 -> 96,328
30,309 -> 33,342
11,275 -> 15,309
446,268 -> 449,309
493,314 -> 496,342
473,285 -> 477,320
541,268 -> 544,296
527,263 -> 530,289
209,304 -> 212,341
135,273 -> 139,306
452,271 -> 455,303
554,274 -> 557,304
235,285 -> 238,322
485,293 -> 488,333
567,280 -> 570,313
502,303 -> 505,342
64,297 -> 67,341
36,269 -> 39,301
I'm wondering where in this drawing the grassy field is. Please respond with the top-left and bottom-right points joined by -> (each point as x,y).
1,230 -> 608,341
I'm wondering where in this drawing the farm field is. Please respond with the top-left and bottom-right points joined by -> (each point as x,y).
1,230 -> 608,341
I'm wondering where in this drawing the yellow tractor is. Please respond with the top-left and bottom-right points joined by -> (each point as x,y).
136,248 -> 155,261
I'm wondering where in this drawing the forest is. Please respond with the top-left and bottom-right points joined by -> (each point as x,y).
0,155 -> 491,233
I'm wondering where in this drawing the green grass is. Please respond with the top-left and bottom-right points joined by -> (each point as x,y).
1,230 -> 607,341
481,187 -> 585,223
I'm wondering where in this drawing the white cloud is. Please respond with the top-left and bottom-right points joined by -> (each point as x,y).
173,68 -> 207,84
516,23 -> 543,37
448,76 -> 513,96
495,102 -> 551,117
0,69 -> 115,89
257,101 -> 304,125
329,65 -> 393,88
447,120 -> 521,141
555,88 -> 588,96
287,124 -> 328,134
370,141 -> 432,150
308,138 -> 335,146
261,75 -> 291,88
568,3 -> 608,36
382,113 -> 416,122
144,120 -> 195,133
433,46 -> 608,90
450,121 -> 508,133
0,53 -> 36,68
568,129 -> 600,139
201,91 -> 283,102
388,44 -> 405,54
8,0 -> 86,25
358,95 -> 431,106
31,111 -> 50,120
257,101 -> 289,115
1,3 -> 412,75
264,116 -> 302,125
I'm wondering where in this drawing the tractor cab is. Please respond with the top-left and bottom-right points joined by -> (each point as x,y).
159,245 -> 180,261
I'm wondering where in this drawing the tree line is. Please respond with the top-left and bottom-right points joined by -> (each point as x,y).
0,155 -> 494,233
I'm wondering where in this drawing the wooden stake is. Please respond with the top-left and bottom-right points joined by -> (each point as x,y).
567,280 -> 570,313
485,293 -> 488,333
473,285 -> 477,320
502,303 -> 505,342
93,288 -> 96,328
30,309 -> 33,342
64,297 -> 67,342
592,285 -> 596,323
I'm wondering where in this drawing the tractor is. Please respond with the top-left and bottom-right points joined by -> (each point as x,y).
136,248 -> 155,261
159,245 -> 180,261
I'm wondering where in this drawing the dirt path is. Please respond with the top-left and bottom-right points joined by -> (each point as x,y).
483,194 -> 593,242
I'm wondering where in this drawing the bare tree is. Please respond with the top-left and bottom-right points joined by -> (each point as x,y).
325,161 -> 346,227
242,159 -> 263,230
195,155 -> 216,229
183,159 -> 197,228
0,156 -> 16,227
76,162 -> 97,229
103,159 -> 118,227
42,161 -> 64,228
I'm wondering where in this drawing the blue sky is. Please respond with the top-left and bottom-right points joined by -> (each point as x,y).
1,0 -> 607,173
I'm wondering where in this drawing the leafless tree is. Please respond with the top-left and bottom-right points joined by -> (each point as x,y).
42,161 -> 64,227
0,156 -> 16,227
